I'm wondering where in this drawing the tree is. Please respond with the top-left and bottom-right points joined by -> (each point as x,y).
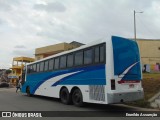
5,69 -> 12,74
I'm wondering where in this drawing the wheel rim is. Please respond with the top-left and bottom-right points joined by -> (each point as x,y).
73,90 -> 81,104
60,88 -> 71,104
61,91 -> 67,101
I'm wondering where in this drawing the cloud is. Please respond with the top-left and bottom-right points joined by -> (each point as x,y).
0,0 -> 20,11
34,1 -> 66,12
0,0 -> 160,69
12,49 -> 34,58
14,45 -> 26,49
0,19 -> 3,25
0,18 -> 2,23
0,1 -> 11,11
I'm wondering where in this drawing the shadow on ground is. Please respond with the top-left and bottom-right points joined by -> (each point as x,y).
23,94 -> 139,111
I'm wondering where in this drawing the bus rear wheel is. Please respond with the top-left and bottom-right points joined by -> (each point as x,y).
26,87 -> 32,97
72,89 -> 83,107
60,88 -> 71,105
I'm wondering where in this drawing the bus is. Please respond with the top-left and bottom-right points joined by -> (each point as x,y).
21,36 -> 144,106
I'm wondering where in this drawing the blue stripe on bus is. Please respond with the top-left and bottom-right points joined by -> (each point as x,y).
22,64 -> 106,94
52,67 -> 106,86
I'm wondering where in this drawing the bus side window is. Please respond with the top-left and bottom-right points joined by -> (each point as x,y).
95,46 -> 100,63
60,55 -> 67,69
67,54 -> 73,68
36,63 -> 40,72
54,57 -> 60,70
100,45 -> 105,62
75,51 -> 83,66
49,59 -> 54,71
40,62 -> 44,72
84,48 -> 93,65
33,64 -> 37,73
23,66 -> 26,71
27,66 -> 30,73
44,60 -> 49,71
30,65 -> 33,73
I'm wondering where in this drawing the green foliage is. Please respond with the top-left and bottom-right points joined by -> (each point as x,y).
5,69 -> 12,74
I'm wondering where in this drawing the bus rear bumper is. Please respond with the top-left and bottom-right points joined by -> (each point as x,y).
107,91 -> 144,104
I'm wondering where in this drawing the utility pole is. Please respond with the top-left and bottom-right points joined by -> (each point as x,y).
134,10 -> 143,41
134,10 -> 136,41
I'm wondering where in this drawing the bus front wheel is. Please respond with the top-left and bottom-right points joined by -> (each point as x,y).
72,89 -> 83,107
60,87 -> 71,105
26,87 -> 32,97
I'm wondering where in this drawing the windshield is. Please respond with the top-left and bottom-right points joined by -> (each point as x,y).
112,36 -> 141,80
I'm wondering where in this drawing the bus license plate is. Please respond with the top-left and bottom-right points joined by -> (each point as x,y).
129,84 -> 134,88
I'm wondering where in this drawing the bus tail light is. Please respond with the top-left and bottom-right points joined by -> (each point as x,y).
111,79 -> 116,90
118,80 -> 140,84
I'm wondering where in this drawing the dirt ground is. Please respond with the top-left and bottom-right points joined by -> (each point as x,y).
142,73 -> 160,100
125,73 -> 160,108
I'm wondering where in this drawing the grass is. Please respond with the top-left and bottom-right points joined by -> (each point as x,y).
142,73 -> 160,100
126,73 -> 160,108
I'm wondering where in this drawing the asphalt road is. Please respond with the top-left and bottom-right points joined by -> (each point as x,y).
0,88 -> 159,120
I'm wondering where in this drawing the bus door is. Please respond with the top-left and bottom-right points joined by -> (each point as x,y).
21,67 -> 26,85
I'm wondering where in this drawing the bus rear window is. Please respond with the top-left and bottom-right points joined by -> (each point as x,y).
112,36 -> 141,80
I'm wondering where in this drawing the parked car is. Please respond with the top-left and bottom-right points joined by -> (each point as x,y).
0,82 -> 9,88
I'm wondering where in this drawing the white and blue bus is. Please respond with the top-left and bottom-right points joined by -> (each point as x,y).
21,36 -> 144,106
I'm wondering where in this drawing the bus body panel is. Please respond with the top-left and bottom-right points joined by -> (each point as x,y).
22,36 -> 143,105
21,64 -> 107,104
106,36 -> 144,104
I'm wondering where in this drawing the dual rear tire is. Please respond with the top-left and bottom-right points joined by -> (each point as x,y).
60,88 -> 71,104
60,88 -> 83,107
26,86 -> 83,106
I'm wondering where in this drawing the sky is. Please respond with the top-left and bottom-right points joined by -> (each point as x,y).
0,0 -> 160,69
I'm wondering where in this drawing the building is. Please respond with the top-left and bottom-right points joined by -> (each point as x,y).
136,39 -> 160,65
8,57 -> 35,85
34,38 -> 160,72
35,39 -> 160,64
134,39 -> 160,73
0,69 -> 8,83
35,41 -> 84,60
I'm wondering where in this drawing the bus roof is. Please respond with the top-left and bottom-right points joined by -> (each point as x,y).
28,35 -> 135,65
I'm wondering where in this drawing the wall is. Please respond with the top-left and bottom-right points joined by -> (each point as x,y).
35,42 -> 80,60
137,39 -> 160,65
